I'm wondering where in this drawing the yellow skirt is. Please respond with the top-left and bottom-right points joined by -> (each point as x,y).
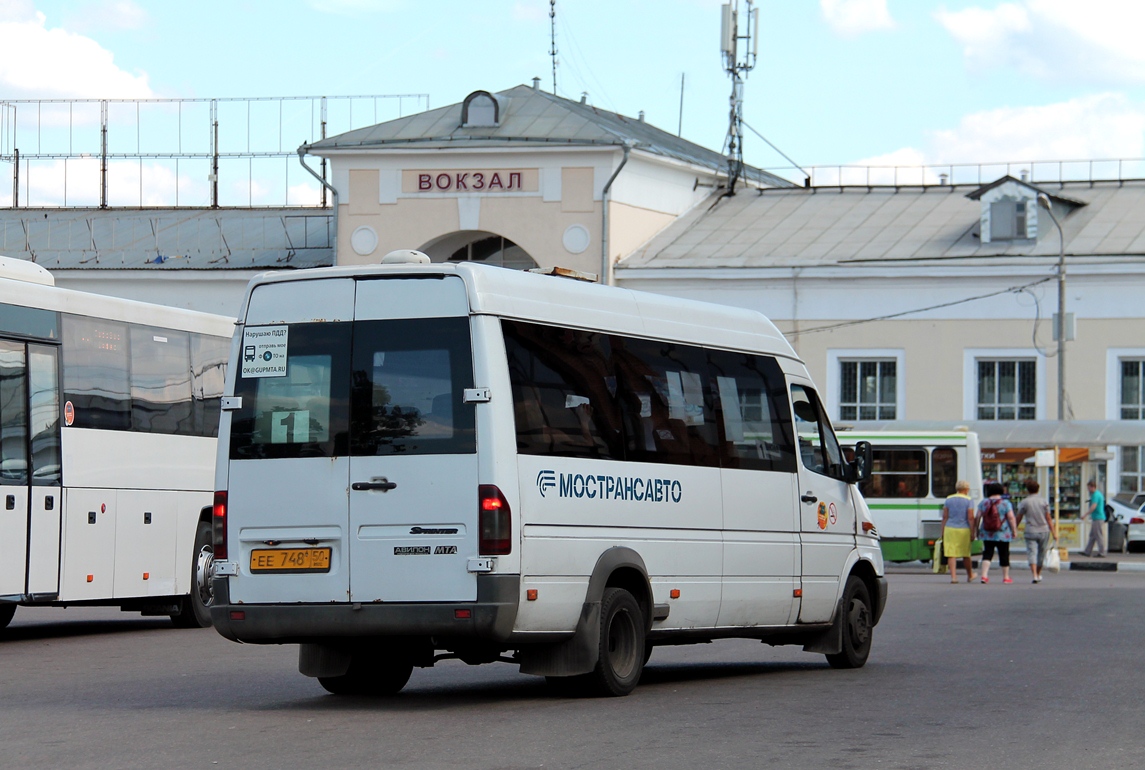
943,527 -> 972,558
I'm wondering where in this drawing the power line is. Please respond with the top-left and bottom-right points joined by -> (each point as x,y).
792,275 -> 1056,336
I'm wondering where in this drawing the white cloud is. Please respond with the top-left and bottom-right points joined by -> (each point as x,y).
0,11 -> 152,99
820,0 -> 895,37
63,1 -> 149,32
937,0 -> 1145,83
925,93 -> 1145,163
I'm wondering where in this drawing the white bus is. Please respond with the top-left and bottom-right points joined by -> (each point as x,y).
841,430 -> 984,563
210,255 -> 887,697
0,257 -> 233,630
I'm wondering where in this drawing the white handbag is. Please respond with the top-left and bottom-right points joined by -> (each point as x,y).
1044,540 -> 1061,573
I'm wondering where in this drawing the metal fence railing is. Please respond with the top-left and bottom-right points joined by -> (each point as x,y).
762,159 -> 1145,189
0,94 -> 429,209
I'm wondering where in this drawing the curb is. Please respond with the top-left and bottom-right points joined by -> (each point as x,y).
1069,560 -> 1145,572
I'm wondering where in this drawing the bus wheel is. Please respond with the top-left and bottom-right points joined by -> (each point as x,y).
584,587 -> 645,697
318,656 -> 413,696
172,521 -> 214,629
0,603 -> 14,630
825,576 -> 873,670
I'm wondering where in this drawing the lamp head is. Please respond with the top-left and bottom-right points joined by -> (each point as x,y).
1036,193 -> 1052,210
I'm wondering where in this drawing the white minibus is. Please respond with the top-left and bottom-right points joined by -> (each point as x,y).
0,256 -> 233,630
210,254 -> 886,696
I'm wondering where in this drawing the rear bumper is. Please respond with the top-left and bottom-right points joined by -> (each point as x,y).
210,573 -> 520,644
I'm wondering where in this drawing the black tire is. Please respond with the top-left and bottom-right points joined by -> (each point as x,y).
583,587 -> 645,697
172,521 -> 214,629
318,655 -> 413,696
0,603 -> 15,630
825,576 -> 873,670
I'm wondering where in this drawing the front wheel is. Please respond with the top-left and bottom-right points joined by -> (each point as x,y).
825,576 -> 873,670
0,603 -> 15,630
172,521 -> 214,628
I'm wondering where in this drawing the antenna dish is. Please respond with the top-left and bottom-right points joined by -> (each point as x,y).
381,249 -> 431,265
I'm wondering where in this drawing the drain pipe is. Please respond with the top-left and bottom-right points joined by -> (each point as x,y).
600,143 -> 631,286
298,143 -> 339,259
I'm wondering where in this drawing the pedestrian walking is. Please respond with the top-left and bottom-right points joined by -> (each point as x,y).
977,481 -> 1018,584
1016,478 -> 1057,583
940,480 -> 977,583
1081,479 -> 1107,557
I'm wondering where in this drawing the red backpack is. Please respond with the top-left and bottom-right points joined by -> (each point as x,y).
981,498 -> 1003,532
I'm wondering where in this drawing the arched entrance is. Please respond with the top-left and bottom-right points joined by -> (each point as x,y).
419,231 -> 538,270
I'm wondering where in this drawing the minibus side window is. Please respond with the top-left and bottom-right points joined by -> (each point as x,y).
613,337 -> 720,467
706,349 -> 796,473
350,317 -> 475,456
229,323 -> 350,459
791,384 -> 847,480
503,320 -> 622,460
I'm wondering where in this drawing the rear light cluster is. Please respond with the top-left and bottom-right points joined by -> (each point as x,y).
1131,517 -> 1145,525
479,484 -> 512,555
213,491 -> 228,560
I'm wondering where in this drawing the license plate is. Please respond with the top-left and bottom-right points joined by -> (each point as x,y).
249,548 -> 331,573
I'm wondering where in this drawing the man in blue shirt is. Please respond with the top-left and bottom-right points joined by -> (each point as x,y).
1082,480 -> 1107,558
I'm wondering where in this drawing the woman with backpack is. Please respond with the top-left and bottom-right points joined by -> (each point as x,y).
977,481 -> 1019,584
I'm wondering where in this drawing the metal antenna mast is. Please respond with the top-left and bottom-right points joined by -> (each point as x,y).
549,0 -> 558,94
720,0 -> 759,194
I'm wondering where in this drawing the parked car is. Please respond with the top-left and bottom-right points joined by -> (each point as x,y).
1107,499 -> 1145,553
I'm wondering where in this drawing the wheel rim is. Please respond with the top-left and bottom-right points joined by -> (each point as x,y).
606,608 -> 638,680
194,544 -> 214,606
846,598 -> 871,647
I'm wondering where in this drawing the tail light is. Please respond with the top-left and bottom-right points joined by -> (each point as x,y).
1131,517 -> 1144,525
213,491 -> 228,560
479,484 -> 512,555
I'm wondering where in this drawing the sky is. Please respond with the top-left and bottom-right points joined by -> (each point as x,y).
2,0 -> 1145,197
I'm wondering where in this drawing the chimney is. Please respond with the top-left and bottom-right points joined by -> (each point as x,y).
580,92 -> 588,104
1020,169 -> 1029,182
532,77 -> 540,90
939,172 -> 949,185
638,110 -> 645,122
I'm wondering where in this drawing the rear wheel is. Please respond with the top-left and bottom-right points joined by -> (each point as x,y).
0,603 -> 15,630
318,655 -> 413,696
825,576 -> 873,669
583,587 -> 645,697
171,521 -> 213,629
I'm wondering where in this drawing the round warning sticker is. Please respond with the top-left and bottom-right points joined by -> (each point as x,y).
64,400 -> 75,427
829,502 -> 838,525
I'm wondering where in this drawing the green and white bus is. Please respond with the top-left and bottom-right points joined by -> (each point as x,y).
843,431 -> 983,563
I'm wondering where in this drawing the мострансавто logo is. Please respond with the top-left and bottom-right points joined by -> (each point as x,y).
537,470 -> 682,503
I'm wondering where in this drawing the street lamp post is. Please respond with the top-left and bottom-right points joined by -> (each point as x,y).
1037,193 -> 1066,421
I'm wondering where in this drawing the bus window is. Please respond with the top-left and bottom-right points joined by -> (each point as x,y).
860,448 -> 928,498
504,320 -> 622,460
707,349 -> 795,473
931,447 -> 957,498
229,323 -> 351,460
613,337 -> 719,467
0,341 -> 28,484
28,346 -> 60,485
192,333 -> 229,438
63,316 -> 130,431
130,327 -> 192,434
350,317 -> 475,456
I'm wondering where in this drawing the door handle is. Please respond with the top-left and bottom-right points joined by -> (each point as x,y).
801,493 -> 818,504
352,478 -> 397,492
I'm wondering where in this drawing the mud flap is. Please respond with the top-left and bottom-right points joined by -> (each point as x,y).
518,601 -> 601,677
801,594 -> 844,655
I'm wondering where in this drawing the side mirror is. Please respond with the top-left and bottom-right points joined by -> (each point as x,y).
848,441 -> 873,484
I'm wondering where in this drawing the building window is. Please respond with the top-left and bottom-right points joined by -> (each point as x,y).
990,199 -> 1028,241
1119,360 -> 1145,493
448,235 -> 537,270
839,360 -> 896,421
976,359 -> 1036,420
